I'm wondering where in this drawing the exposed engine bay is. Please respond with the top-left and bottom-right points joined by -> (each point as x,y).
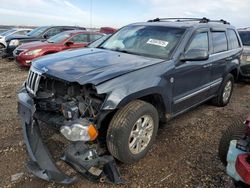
18,70 -> 123,184
35,75 -> 104,122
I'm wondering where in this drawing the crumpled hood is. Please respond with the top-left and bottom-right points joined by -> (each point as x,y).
33,48 -> 164,85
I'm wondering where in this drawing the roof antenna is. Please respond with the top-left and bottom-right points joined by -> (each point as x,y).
90,0 -> 93,29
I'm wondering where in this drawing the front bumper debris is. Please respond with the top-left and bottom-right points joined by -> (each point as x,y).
17,88 -> 123,184
62,142 -> 123,184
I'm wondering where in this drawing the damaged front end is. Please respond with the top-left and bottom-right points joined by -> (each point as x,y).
17,68 -> 123,184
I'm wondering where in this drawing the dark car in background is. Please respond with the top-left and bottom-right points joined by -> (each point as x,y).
17,18 -> 242,184
14,30 -> 104,67
3,25 -> 85,58
238,28 -> 250,81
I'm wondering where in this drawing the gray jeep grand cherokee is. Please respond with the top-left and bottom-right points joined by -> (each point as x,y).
18,18 -> 242,184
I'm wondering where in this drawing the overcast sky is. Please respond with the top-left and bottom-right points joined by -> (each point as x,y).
0,0 -> 249,28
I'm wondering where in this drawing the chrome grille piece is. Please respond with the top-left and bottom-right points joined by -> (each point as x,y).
26,68 -> 42,95
14,49 -> 23,56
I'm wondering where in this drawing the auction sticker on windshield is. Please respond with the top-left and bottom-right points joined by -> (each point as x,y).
146,38 -> 169,47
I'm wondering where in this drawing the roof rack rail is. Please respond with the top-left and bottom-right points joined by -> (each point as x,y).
238,27 -> 250,30
147,17 -> 230,25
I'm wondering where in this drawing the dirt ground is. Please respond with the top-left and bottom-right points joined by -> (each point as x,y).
0,58 -> 249,188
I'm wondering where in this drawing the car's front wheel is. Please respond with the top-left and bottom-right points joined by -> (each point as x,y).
106,100 -> 159,164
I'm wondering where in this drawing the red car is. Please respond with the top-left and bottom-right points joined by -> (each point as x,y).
13,30 -> 104,67
219,115 -> 250,187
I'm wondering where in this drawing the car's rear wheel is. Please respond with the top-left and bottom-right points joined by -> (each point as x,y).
106,100 -> 159,164
218,118 -> 247,166
211,73 -> 234,107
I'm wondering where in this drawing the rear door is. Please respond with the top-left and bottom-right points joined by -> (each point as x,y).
172,28 -> 212,113
208,29 -> 241,95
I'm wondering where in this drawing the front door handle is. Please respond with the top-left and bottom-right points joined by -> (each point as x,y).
226,57 -> 233,61
203,63 -> 212,68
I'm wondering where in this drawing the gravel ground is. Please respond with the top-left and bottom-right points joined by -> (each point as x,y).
0,58 -> 249,188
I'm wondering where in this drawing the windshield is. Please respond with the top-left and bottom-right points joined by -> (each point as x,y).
239,31 -> 250,46
47,32 -> 70,43
88,34 -> 110,48
1,29 -> 16,36
27,26 -> 48,37
100,25 -> 185,59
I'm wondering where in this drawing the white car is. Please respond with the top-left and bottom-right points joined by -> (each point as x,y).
0,28 -> 32,49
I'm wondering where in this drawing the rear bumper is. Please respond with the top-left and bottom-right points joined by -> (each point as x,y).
17,87 -> 123,184
240,62 -> 250,80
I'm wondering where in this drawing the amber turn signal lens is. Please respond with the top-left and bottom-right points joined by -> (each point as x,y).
88,124 -> 98,141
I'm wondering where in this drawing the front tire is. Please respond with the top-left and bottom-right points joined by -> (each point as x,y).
106,100 -> 159,164
212,73 -> 234,107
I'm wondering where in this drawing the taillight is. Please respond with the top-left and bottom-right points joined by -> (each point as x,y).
236,154 -> 250,185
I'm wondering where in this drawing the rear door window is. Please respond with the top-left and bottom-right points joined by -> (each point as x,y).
15,30 -> 30,35
211,32 -> 228,53
44,28 -> 61,38
187,32 -> 209,51
227,29 -> 240,49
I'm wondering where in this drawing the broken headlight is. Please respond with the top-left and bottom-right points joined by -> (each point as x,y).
60,119 -> 98,142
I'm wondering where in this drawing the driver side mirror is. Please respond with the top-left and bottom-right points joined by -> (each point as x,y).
43,34 -> 49,39
180,49 -> 209,61
65,41 -> 74,46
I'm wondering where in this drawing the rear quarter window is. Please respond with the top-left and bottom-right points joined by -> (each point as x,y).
212,32 -> 228,53
227,29 -> 240,49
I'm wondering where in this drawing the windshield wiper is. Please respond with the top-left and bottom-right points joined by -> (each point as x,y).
96,46 -> 107,49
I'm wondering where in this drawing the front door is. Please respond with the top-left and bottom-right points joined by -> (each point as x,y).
172,30 -> 212,114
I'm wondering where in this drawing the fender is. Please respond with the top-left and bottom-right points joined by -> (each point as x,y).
95,62 -> 175,113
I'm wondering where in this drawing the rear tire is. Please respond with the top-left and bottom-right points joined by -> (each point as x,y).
106,100 -> 159,164
218,118 -> 246,166
212,73 -> 234,107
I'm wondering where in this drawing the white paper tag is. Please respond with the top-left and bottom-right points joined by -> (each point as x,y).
146,38 -> 169,47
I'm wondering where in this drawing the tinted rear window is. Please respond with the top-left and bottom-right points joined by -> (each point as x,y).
239,31 -> 250,46
227,29 -> 240,49
212,32 -> 228,53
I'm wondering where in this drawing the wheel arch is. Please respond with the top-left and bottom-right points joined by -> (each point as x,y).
99,89 -> 169,129
229,67 -> 239,81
